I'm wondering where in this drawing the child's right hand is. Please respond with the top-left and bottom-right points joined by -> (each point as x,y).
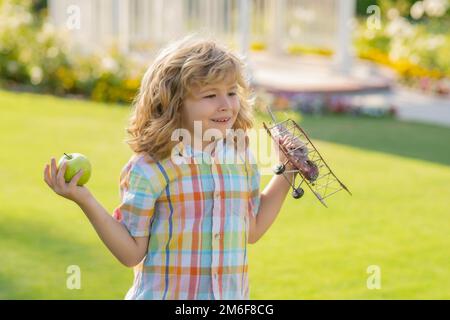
43,157 -> 90,203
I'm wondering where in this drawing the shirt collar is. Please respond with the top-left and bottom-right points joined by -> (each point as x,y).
172,130 -> 242,160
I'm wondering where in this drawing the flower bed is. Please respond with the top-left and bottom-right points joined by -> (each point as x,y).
253,87 -> 397,118
0,0 -> 143,104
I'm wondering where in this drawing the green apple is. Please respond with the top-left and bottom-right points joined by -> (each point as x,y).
58,153 -> 91,186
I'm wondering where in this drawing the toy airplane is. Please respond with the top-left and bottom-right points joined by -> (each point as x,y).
263,106 -> 351,207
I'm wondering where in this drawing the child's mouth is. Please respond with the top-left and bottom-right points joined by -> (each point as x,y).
210,117 -> 231,124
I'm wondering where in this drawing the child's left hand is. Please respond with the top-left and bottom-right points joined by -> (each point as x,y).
275,135 -> 300,171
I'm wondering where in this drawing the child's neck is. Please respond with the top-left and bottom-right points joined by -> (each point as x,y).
187,136 -> 223,153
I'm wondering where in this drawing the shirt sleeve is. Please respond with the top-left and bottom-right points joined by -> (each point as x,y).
113,157 -> 166,237
247,149 -> 261,218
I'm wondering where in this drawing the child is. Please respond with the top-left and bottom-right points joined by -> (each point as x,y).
43,35 -> 297,300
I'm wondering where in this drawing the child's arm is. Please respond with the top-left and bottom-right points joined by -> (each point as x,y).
44,158 -> 148,267
248,135 -> 298,244
248,171 -> 294,244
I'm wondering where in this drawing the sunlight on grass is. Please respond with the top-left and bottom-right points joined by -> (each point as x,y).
1,90 -> 449,299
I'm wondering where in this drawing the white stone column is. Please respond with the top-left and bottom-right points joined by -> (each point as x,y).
333,0 -> 356,74
118,0 -> 130,53
152,0 -> 164,45
142,0 -> 151,41
239,0 -> 251,57
269,0 -> 286,55
205,0 -> 213,34
171,0 -> 184,40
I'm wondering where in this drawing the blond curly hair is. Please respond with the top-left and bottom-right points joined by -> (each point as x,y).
125,35 -> 256,161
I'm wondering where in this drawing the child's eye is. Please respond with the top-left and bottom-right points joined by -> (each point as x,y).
203,93 -> 236,99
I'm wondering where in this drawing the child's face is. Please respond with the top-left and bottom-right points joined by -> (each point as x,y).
181,78 -> 240,147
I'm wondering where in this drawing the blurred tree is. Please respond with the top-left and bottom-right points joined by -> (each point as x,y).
356,0 -> 379,16
31,0 -> 47,13
356,0 -> 449,18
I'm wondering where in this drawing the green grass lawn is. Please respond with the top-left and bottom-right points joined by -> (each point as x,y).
1,89 -> 449,299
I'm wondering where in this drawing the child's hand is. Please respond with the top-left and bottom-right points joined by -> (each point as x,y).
43,157 -> 90,203
276,135 -> 300,170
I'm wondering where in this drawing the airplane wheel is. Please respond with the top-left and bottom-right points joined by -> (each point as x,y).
292,188 -> 304,199
273,164 -> 285,175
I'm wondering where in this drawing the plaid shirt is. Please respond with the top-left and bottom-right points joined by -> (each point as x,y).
113,137 -> 261,300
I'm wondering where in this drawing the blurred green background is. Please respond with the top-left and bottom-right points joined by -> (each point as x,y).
1,89 -> 449,299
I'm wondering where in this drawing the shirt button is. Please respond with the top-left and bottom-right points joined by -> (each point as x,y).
214,192 -> 220,199
214,233 -> 220,240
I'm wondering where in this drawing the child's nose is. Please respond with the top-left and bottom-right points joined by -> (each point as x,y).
218,95 -> 233,110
